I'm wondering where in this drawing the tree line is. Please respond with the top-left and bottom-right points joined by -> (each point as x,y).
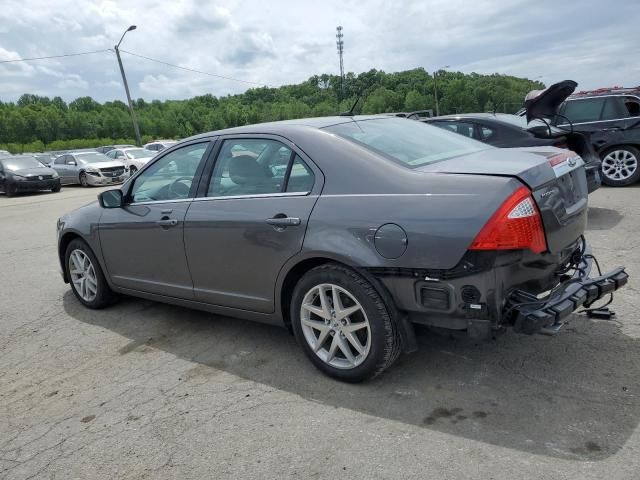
0,68 -> 543,153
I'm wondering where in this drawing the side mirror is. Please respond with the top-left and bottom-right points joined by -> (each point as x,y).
98,189 -> 124,208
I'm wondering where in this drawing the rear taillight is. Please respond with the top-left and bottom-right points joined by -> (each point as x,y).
553,140 -> 568,149
469,187 -> 547,254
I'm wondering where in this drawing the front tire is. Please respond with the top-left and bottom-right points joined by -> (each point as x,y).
51,183 -> 61,193
65,239 -> 116,309
129,166 -> 137,175
5,183 -> 16,197
79,172 -> 89,187
291,263 -> 401,382
600,146 -> 640,186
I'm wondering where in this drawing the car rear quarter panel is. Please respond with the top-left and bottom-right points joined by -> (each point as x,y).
280,128 -> 523,270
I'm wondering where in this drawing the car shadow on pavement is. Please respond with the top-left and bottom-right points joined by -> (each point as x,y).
587,206 -> 623,230
63,291 -> 640,462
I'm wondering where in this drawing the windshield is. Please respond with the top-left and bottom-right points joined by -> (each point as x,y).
2,156 -> 44,171
125,148 -> 155,159
76,152 -> 111,163
324,118 -> 489,167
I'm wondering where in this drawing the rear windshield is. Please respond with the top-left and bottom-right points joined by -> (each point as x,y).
324,118 -> 489,167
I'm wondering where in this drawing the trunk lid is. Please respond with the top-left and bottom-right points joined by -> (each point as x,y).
416,147 -> 588,253
524,80 -> 577,123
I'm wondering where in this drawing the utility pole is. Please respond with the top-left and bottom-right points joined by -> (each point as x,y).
433,65 -> 450,117
114,25 -> 142,147
336,26 -> 345,99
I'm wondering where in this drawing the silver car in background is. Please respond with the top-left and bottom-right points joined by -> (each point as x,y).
51,151 -> 128,187
144,140 -> 178,152
105,147 -> 156,174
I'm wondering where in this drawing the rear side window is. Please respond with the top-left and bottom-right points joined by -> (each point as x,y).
624,96 -> 640,117
601,97 -> 627,120
207,139 -> 314,197
326,118 -> 488,168
562,98 -> 605,123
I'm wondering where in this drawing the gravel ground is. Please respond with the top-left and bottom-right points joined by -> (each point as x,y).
0,183 -> 638,480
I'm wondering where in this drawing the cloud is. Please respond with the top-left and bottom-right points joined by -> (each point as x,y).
0,0 -> 638,102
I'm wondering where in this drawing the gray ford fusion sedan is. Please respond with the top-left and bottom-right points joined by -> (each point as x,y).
56,116 -> 628,382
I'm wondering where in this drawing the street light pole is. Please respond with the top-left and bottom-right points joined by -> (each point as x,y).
114,25 -> 142,147
433,65 -> 450,117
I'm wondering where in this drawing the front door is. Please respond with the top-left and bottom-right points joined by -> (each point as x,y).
99,141 -> 212,298
184,137 -> 321,313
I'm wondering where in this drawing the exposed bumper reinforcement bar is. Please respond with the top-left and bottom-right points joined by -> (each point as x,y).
508,247 -> 628,335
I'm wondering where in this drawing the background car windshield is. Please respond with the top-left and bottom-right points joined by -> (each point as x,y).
2,156 -> 43,170
325,118 -> 488,167
76,152 -> 111,163
126,149 -> 154,158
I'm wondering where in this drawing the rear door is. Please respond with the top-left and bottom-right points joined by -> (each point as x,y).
53,155 -> 73,183
183,136 -> 323,313
558,97 -> 627,147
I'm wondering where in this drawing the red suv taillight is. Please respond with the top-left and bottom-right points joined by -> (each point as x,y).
469,187 -> 547,254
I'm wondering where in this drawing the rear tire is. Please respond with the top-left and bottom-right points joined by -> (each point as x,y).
291,263 -> 401,382
65,239 -> 116,309
600,146 -> 640,186
5,183 -> 16,197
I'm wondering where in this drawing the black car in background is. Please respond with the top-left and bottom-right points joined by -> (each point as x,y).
0,155 -> 61,197
424,112 -> 602,193
554,87 -> 640,186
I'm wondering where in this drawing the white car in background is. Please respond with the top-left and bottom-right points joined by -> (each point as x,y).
105,147 -> 156,174
143,140 -> 178,152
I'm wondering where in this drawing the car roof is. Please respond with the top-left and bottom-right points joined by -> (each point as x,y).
425,113 -> 527,126
570,86 -> 640,98
184,115 -> 386,141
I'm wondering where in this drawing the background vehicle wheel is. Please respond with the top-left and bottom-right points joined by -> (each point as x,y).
5,184 -> 16,197
79,172 -> 89,187
129,166 -> 137,175
291,263 -> 401,382
65,239 -> 116,309
600,146 -> 640,186
51,184 -> 61,193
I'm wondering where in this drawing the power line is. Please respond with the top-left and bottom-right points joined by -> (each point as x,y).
0,49 -> 111,64
119,49 -> 271,87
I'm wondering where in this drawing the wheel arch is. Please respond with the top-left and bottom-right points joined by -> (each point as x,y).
58,231 -> 83,282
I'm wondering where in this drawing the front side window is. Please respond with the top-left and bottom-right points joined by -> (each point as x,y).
326,118 -> 488,168
208,139 -> 313,197
562,98 -> 606,123
130,143 -> 209,203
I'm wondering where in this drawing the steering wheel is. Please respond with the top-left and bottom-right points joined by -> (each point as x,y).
168,176 -> 193,198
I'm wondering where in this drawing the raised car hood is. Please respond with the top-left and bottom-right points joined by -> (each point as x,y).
524,80 -> 577,123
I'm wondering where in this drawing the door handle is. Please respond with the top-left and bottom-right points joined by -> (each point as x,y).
156,218 -> 178,227
265,216 -> 301,227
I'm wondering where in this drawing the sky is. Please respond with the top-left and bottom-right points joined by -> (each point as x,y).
0,0 -> 638,103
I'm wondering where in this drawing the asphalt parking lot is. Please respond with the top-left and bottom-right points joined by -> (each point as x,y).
1,184 -> 639,479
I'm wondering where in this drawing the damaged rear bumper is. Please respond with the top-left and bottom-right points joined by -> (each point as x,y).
508,247 -> 628,335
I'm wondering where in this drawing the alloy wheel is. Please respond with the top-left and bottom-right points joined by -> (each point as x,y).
602,149 -> 638,181
69,249 -> 98,302
300,283 -> 371,369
